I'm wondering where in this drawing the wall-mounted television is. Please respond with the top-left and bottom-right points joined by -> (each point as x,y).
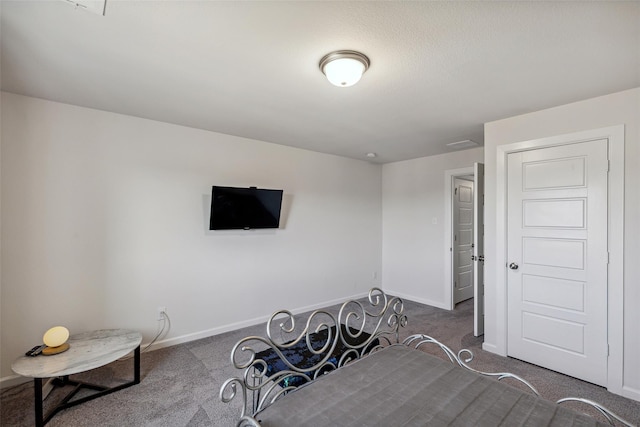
209,186 -> 283,230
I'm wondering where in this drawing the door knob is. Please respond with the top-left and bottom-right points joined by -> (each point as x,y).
509,262 -> 519,270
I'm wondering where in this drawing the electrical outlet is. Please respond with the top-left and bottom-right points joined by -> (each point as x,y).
157,306 -> 166,321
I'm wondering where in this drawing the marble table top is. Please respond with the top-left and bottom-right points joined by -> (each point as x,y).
12,329 -> 142,378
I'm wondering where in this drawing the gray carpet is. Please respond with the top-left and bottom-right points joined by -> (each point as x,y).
2,297 -> 639,426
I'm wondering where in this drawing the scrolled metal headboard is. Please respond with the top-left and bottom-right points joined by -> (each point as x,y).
220,287 -> 406,426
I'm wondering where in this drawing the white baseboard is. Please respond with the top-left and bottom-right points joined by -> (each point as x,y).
383,289 -> 449,310
482,342 -> 498,353
621,385 -> 640,402
0,374 -> 30,389
144,314 -> 272,353
145,290 -> 369,352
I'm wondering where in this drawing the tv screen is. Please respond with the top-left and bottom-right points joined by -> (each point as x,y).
209,186 -> 283,230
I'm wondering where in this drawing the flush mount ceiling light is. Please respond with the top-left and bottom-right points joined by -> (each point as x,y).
319,50 -> 370,87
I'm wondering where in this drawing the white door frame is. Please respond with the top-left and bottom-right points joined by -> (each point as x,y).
444,167 -> 474,310
494,125 -> 624,395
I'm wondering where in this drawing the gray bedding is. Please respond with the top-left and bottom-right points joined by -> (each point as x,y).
254,344 -> 605,426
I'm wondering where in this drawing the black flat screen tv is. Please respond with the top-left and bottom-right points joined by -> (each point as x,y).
209,186 -> 283,230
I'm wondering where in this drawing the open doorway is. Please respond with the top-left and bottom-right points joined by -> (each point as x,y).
444,163 -> 484,337
452,176 -> 474,305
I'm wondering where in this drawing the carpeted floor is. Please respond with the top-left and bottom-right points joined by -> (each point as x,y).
2,296 -> 639,426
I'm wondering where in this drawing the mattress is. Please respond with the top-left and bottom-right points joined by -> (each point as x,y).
254,344 -> 605,426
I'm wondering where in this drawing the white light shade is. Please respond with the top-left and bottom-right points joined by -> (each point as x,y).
323,58 -> 365,87
43,326 -> 69,347
319,51 -> 370,88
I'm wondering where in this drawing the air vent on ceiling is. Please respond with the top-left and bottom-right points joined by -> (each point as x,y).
62,0 -> 106,16
446,139 -> 479,150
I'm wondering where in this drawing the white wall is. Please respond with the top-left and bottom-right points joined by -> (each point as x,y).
381,148 -> 484,307
0,93 -> 382,381
484,87 -> 640,399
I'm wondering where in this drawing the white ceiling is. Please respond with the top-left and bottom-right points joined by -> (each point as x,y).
2,1 -> 639,163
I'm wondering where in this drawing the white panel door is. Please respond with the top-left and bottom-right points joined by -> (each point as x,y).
507,139 -> 608,386
473,163 -> 485,337
453,178 -> 474,304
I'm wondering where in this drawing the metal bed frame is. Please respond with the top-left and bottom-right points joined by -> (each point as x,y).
220,288 -> 634,427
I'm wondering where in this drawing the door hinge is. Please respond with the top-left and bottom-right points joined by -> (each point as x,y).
455,188 -> 458,195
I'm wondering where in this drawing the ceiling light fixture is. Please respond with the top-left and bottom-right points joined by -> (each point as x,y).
319,50 -> 370,87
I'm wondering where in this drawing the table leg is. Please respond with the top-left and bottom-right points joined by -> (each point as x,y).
34,377 -> 43,427
134,345 -> 140,384
29,345 -> 141,426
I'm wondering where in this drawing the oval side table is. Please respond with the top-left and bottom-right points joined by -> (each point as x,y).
12,329 -> 142,427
